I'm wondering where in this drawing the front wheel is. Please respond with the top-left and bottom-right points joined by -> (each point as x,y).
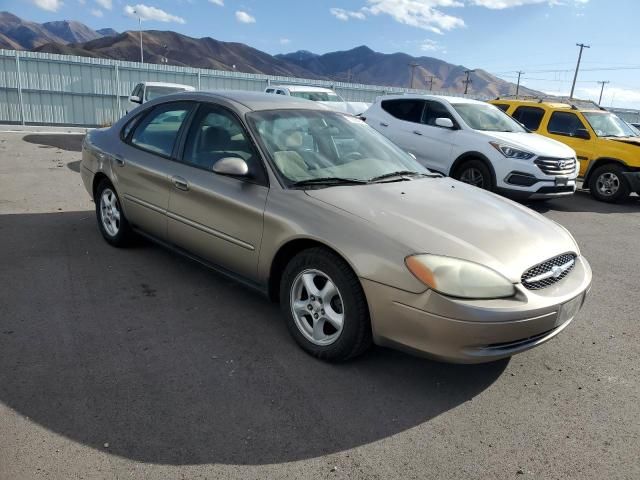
279,248 -> 372,361
589,164 -> 630,203
454,159 -> 493,191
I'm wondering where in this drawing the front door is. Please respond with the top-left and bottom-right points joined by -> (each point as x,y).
166,103 -> 269,281
544,111 -> 595,176
411,100 -> 457,174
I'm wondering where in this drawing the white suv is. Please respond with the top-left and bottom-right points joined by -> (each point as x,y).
363,95 -> 578,199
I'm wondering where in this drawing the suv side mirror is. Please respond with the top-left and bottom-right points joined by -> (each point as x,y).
213,157 -> 249,176
435,117 -> 455,129
129,95 -> 142,104
573,128 -> 591,140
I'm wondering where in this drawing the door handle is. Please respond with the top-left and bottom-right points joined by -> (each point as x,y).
413,130 -> 423,136
171,176 -> 189,191
113,154 -> 125,167
380,122 -> 389,127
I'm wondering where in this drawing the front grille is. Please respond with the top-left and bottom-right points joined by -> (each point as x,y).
535,157 -> 577,176
521,253 -> 577,290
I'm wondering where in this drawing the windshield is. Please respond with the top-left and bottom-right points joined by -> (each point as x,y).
290,92 -> 344,102
452,103 -> 527,133
247,110 -> 430,185
145,86 -> 188,101
582,112 -> 637,137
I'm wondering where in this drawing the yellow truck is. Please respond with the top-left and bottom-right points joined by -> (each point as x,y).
491,98 -> 640,202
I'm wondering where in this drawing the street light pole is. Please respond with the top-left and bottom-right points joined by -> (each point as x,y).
569,43 -> 590,99
597,80 -> 610,105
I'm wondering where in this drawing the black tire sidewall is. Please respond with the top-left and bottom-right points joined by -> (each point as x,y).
589,164 -> 630,203
95,179 -> 131,247
455,159 -> 493,191
279,248 -> 371,361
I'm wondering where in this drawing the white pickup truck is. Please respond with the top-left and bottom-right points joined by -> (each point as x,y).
264,85 -> 370,116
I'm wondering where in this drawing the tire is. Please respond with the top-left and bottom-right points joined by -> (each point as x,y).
454,159 -> 493,191
95,178 -> 133,247
279,247 -> 372,361
589,164 -> 630,203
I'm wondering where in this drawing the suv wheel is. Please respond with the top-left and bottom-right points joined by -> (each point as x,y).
454,159 -> 493,191
95,179 -> 133,247
589,164 -> 630,203
280,247 -> 372,361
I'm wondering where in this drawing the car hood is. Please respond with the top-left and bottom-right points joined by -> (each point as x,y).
480,131 -> 576,158
306,177 -> 578,282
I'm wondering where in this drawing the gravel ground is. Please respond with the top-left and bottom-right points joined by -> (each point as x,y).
0,132 -> 638,480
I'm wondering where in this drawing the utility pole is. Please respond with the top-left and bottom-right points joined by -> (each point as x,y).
570,43 -> 590,99
134,11 -> 144,64
463,69 -> 475,95
408,62 -> 419,89
426,75 -> 434,91
597,80 -> 610,105
515,71 -> 524,98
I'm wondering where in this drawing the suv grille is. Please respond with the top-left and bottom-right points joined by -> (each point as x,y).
535,157 -> 577,176
521,253 -> 577,290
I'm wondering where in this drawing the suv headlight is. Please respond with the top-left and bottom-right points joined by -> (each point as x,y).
405,254 -> 516,299
489,141 -> 535,160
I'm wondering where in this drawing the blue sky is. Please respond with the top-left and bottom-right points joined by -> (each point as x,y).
6,0 -> 640,109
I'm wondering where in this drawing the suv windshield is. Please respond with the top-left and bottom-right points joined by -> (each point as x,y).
247,110 -> 429,185
583,112 -> 637,137
452,103 -> 527,133
290,92 -> 343,102
145,86 -> 188,101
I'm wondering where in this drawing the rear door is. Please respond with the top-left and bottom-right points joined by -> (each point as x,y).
116,101 -> 195,240
376,99 -> 427,160
166,102 -> 269,281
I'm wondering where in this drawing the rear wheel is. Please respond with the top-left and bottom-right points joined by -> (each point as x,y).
589,164 -> 630,203
95,179 -> 133,247
280,248 -> 372,361
454,159 -> 493,191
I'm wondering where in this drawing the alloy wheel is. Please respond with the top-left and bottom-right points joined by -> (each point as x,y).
290,269 -> 344,346
100,188 -> 121,237
459,167 -> 485,188
596,172 -> 620,197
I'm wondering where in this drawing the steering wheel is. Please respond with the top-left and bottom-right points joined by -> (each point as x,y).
342,151 -> 363,162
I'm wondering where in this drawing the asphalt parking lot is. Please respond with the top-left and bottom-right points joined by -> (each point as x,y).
0,131 -> 639,480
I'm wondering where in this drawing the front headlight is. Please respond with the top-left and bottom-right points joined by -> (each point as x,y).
405,254 -> 516,299
489,141 -> 535,160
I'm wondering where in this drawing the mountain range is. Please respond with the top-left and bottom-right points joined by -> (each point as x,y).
0,11 -> 538,97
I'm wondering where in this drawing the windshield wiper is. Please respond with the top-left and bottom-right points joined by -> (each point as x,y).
291,177 -> 369,188
368,171 -> 434,183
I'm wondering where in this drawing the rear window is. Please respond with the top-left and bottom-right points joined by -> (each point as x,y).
381,99 -> 425,123
512,106 -> 545,131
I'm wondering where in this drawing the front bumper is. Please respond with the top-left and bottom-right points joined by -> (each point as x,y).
362,256 -> 592,363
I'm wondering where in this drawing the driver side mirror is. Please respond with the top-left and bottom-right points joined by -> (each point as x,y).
435,117 -> 455,129
212,157 -> 249,177
573,128 -> 591,140
129,95 -> 142,104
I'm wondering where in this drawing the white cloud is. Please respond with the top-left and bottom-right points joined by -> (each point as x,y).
235,11 -> 256,23
330,7 -> 366,21
469,0 -> 588,8
31,0 -> 63,11
209,0 -> 224,6
363,0 -> 465,34
95,0 -> 112,9
77,0 -> 86,5
279,38 -> 291,45
579,86 -> 640,109
91,8 -> 103,16
420,39 -> 446,52
124,4 -> 186,23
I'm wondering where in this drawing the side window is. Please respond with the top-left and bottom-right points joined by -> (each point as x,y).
493,103 -> 510,112
512,106 -> 545,131
129,102 -> 192,157
182,104 -> 262,179
276,90 -> 286,95
132,84 -> 143,98
381,99 -> 425,123
266,89 -> 274,94
421,101 -> 454,126
547,111 -> 586,137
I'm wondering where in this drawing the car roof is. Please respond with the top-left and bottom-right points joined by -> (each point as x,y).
271,85 -> 335,93
167,90 -> 332,112
491,98 -> 607,113
144,82 -> 195,90
378,94 -> 487,105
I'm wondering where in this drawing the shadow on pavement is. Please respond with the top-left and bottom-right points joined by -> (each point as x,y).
0,211 -> 507,466
22,133 -> 84,152
524,190 -> 640,214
